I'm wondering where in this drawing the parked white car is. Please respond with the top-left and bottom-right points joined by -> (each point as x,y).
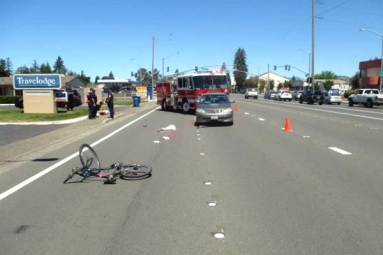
274,90 -> 292,101
322,91 -> 342,105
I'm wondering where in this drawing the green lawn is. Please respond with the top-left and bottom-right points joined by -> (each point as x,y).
0,98 -> 148,122
0,108 -> 89,122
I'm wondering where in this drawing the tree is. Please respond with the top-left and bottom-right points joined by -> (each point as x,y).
349,72 -> 360,89
108,71 -> 114,79
53,56 -> 67,75
0,59 -> 7,77
95,76 -> 100,84
15,65 -> 31,74
314,71 -> 337,80
323,80 -> 334,91
30,60 -> 40,73
221,62 -> 227,71
226,70 -> 231,89
77,70 -> 91,85
40,62 -> 52,73
233,48 -> 248,91
5,58 -> 13,76
136,68 -> 150,82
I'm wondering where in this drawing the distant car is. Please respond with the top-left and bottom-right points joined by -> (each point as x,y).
291,90 -> 305,100
245,88 -> 258,99
274,90 -> 292,101
264,90 -> 274,99
322,91 -> 342,105
55,89 -> 82,108
195,93 -> 234,126
299,90 -> 324,105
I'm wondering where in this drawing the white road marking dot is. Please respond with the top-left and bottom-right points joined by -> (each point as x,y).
197,134 -> 200,136
213,232 -> 225,239
329,147 -> 351,155
153,140 -> 160,143
204,181 -> 213,185
258,118 -> 265,121
244,112 -> 249,115
197,138 -> 201,140
303,136 -> 310,138
200,153 -> 205,156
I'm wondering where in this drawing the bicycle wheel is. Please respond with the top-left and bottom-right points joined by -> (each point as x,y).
119,164 -> 152,179
79,144 -> 101,174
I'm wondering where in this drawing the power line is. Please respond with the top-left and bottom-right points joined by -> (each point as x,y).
317,0 -> 353,16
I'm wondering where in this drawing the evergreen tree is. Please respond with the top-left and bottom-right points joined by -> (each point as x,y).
5,58 -> 13,76
233,48 -> 248,91
30,60 -> 40,73
53,56 -> 67,75
0,59 -> 7,77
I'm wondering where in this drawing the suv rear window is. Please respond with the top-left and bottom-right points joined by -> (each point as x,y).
313,91 -> 322,95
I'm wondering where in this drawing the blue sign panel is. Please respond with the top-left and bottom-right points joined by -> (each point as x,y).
13,74 -> 62,89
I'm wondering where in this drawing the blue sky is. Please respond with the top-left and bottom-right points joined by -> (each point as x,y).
2,0 -> 383,82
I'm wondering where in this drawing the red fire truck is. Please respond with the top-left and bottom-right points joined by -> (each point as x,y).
156,70 -> 230,113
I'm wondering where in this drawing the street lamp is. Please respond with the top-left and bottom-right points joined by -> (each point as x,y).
360,28 -> 383,92
162,51 -> 180,82
295,48 -> 311,89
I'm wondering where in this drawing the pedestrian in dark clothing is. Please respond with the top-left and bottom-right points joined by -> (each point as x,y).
106,88 -> 114,119
87,88 -> 95,119
66,86 -> 74,111
92,89 -> 98,118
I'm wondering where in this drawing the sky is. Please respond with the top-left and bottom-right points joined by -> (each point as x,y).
1,0 -> 383,82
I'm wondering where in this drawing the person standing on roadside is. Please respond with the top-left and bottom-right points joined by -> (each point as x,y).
87,88 -> 95,119
106,87 -> 114,119
91,88 -> 98,118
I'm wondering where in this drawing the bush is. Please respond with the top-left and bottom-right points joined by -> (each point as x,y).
0,96 -> 21,104
343,89 -> 357,99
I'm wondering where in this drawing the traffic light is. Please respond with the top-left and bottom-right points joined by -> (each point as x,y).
288,65 -> 290,71
131,71 -> 133,77
195,66 -> 198,72
285,65 -> 288,70
135,73 -> 137,78
274,65 -> 277,70
306,77 -> 312,83
167,66 -> 169,72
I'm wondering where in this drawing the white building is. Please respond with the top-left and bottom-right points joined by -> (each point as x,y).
259,72 -> 290,91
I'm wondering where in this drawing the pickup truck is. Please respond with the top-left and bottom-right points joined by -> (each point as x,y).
244,88 -> 258,99
299,90 -> 324,105
348,89 -> 383,108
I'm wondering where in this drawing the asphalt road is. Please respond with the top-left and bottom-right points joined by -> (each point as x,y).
1,95 -> 383,254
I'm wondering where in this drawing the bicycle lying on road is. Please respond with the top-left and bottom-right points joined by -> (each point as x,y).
63,144 -> 152,184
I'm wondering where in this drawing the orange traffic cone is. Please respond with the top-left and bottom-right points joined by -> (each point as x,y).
234,103 -> 239,112
284,117 -> 292,132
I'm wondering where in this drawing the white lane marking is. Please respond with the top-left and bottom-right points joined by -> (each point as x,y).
244,112 -> 249,115
153,140 -> 160,143
329,147 -> 352,155
258,118 -> 265,121
0,107 -> 160,202
303,136 -> 310,138
200,153 -> 205,156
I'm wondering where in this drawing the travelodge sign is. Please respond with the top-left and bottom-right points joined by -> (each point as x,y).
13,74 -> 62,89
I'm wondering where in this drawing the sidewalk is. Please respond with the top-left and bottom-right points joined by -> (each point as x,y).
0,101 -> 158,170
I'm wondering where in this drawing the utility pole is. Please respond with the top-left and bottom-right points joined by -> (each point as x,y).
311,0 -> 315,91
152,36 -> 155,86
267,64 -> 270,91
